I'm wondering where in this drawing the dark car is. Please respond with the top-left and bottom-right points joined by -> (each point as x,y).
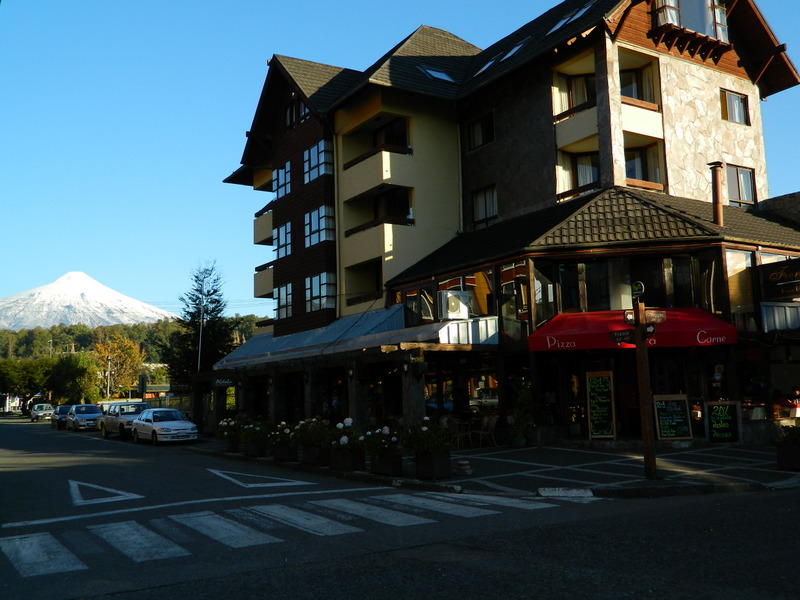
66,404 -> 103,431
50,405 -> 71,429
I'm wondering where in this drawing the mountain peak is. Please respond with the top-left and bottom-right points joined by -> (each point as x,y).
0,273 -> 177,331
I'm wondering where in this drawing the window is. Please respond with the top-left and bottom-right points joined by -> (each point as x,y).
727,165 -> 755,206
553,73 -> 597,115
721,90 -> 749,125
467,113 -> 495,150
418,66 -> 455,82
303,140 -> 333,183
273,162 -> 291,199
274,222 -> 292,258
547,1 -> 597,36
276,283 -> 292,319
473,186 -> 498,230
304,206 -> 335,247
556,151 -> 600,197
653,0 -> 729,42
285,98 -> 309,129
305,273 -> 336,312
375,188 -> 412,221
620,66 -> 656,103
625,145 -> 663,189
374,118 -> 408,148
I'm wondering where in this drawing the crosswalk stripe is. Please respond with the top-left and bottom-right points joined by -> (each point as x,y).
310,498 -> 436,526
375,493 -> 500,517
87,521 -> 190,562
425,492 -> 559,511
0,533 -> 88,577
169,511 -> 282,548
247,504 -> 363,536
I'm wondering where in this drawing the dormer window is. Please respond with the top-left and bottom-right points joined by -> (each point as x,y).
653,0 -> 729,43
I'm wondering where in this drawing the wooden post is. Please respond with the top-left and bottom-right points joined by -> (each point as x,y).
634,299 -> 658,480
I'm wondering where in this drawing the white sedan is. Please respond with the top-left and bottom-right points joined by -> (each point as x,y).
131,408 -> 198,444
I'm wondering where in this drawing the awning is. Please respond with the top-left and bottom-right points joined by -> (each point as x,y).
528,308 -> 737,351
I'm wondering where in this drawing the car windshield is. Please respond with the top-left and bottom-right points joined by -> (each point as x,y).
56,406 -> 69,414
75,405 -> 101,414
36,405 -> 53,411
121,405 -> 146,414
153,410 -> 185,422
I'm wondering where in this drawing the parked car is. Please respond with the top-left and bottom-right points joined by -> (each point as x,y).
30,403 -> 54,422
98,402 -> 151,439
66,404 -> 103,431
50,405 -> 71,429
131,408 -> 198,444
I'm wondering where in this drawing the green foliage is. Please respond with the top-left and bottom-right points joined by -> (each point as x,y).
402,417 -> 452,453
49,352 -> 100,404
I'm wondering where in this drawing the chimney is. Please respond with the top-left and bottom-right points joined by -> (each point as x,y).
708,161 -> 724,227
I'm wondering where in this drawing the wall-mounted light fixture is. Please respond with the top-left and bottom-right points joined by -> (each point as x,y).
348,367 -> 354,379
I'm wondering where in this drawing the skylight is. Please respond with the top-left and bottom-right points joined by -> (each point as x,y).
502,37 -> 530,61
474,54 -> 501,77
418,66 -> 455,82
547,0 -> 598,36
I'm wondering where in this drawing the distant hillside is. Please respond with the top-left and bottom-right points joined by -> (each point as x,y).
0,272 -> 177,331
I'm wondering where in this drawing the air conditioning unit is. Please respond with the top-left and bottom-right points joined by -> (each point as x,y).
437,290 -> 470,320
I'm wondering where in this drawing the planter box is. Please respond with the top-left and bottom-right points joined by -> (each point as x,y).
224,436 -> 241,453
243,439 -> 268,457
414,450 -> 451,480
302,445 -> 331,466
330,448 -> 366,472
777,443 -> 800,471
272,444 -> 298,462
369,454 -> 404,476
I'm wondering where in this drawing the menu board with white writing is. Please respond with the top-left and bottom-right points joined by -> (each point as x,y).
587,371 -> 616,439
653,395 -> 692,440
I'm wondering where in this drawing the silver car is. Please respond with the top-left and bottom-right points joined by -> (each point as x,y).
66,404 -> 103,431
30,403 -> 54,422
131,408 -> 198,444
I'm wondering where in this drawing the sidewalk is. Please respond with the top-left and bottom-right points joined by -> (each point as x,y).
187,438 -> 800,498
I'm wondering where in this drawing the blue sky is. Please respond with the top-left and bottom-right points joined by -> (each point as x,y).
1,1 -> 798,318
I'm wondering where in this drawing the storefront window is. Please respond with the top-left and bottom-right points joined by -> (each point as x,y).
403,287 -> 435,324
500,261 -> 530,339
464,269 -> 494,316
534,264 -> 556,325
727,249 -> 756,331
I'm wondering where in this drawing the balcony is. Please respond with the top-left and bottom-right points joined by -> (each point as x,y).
254,266 -> 274,299
253,211 -> 273,246
621,100 -> 663,140
339,149 -> 415,201
554,106 -> 598,151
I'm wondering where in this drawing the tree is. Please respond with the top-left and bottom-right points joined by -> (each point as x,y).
162,263 -> 239,385
95,334 -> 146,398
49,353 -> 100,404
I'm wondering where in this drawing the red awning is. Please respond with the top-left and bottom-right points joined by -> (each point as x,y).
528,308 -> 737,351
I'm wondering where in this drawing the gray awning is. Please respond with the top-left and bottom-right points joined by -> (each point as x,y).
214,305 -> 498,371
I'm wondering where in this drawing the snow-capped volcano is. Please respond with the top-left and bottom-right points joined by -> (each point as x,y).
0,272 -> 177,331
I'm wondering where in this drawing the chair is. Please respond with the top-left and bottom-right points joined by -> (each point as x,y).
443,416 -> 472,449
473,414 -> 498,447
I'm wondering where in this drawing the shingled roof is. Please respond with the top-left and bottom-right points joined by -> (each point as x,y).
388,187 -> 800,286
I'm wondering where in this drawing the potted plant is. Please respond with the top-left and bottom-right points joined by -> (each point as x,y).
330,418 -> 366,471
294,418 -> 335,465
267,421 -> 298,461
217,418 -> 243,452
403,417 -> 452,480
364,426 -> 404,476
776,425 -> 800,470
240,419 -> 269,457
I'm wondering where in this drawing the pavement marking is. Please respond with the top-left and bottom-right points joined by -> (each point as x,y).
311,498 -> 436,526
247,504 -> 364,536
69,480 -> 144,506
87,521 -> 190,562
207,469 -> 315,489
1,486 -> 387,530
169,511 -> 282,547
376,493 -> 500,517
0,532 -> 88,577
426,492 -> 560,509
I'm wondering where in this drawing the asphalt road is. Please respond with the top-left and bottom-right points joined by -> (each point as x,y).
2,416 -> 797,600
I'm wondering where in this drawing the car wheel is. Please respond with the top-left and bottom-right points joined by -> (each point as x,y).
151,432 -> 158,445
100,424 -> 108,439
132,430 -> 140,444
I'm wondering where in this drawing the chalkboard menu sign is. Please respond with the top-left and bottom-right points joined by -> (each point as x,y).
706,401 -> 740,443
587,371 -> 616,439
653,395 -> 692,440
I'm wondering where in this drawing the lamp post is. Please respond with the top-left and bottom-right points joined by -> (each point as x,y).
106,356 -> 112,399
